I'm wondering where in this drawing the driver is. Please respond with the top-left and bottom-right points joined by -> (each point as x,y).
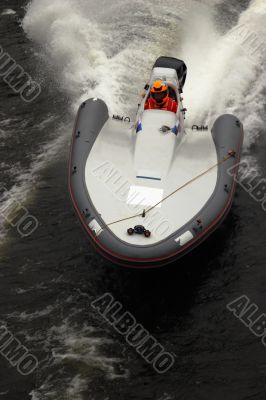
144,80 -> 178,113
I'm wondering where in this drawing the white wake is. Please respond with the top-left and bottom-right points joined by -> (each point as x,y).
23,0 -> 266,148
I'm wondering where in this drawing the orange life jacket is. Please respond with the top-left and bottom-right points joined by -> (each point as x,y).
144,97 -> 178,113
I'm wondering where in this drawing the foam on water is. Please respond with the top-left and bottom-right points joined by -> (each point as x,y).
6,0 -> 262,232
1,9 -> 16,16
2,1 -> 264,397
180,0 -> 266,149
0,124 -> 68,243
22,0 -> 195,114
23,0 -> 266,146
3,289 -> 129,399
0,0 -> 193,242
29,319 -> 129,400
7,305 -> 56,321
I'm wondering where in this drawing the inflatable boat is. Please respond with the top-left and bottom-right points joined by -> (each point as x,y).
69,56 -> 244,268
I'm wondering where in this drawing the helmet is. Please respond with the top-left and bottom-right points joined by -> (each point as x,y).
150,80 -> 168,104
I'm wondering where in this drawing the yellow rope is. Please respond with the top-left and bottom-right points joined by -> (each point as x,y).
99,152 -> 234,232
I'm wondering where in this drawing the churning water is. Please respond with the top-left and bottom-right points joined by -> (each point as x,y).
0,0 -> 266,399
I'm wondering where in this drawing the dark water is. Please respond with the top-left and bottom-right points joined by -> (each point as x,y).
1,0 -> 266,399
